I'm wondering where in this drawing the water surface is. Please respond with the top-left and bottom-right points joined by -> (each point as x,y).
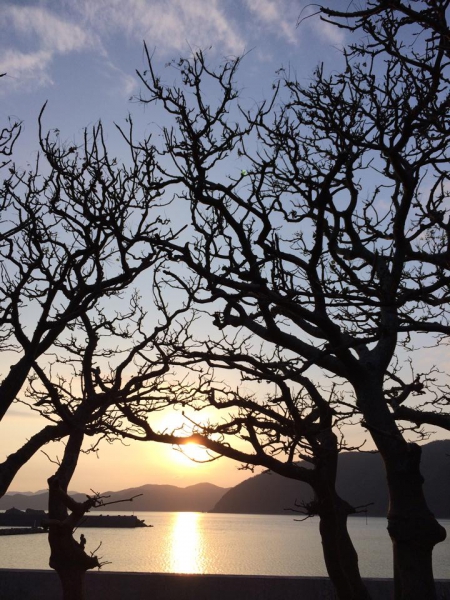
1,512 -> 449,578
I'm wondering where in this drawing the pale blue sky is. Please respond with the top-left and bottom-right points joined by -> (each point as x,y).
1,1 -> 348,166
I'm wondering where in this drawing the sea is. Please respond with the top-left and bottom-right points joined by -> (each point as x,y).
1,512 -> 449,578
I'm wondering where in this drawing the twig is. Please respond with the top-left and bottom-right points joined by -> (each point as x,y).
97,493 -> 143,507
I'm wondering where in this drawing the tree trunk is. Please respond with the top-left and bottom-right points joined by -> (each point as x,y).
47,430 -> 99,600
317,493 -> 371,600
310,425 -> 371,600
0,422 -> 69,498
0,354 -> 35,421
55,569 -> 85,600
386,443 -> 446,600
356,381 -> 447,600
48,520 -> 99,600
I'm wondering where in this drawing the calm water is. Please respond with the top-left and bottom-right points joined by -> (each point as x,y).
1,513 -> 449,578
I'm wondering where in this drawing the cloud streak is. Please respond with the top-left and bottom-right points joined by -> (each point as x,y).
1,0 -> 246,93
0,0 -> 344,95
72,0 -> 245,55
0,48 -> 52,87
5,5 -> 94,54
244,0 -> 298,46
0,3 -> 97,88
297,4 -> 346,46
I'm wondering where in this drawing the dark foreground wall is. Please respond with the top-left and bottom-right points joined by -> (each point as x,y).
0,570 -> 449,600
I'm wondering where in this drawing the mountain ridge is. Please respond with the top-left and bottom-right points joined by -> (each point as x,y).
211,439 -> 450,517
2,440 -> 449,516
0,482 -> 228,513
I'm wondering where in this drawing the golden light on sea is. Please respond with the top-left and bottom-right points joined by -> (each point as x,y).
169,512 -> 203,573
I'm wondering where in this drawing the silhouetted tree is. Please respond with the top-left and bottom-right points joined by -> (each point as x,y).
45,431 -> 100,600
126,2 -> 450,598
110,45 -> 373,600
319,0 -> 450,428
45,430 -> 143,600
320,0 -> 450,60
0,95 -> 209,600
0,109 -> 170,418
10,220 -> 202,600
0,108 -> 175,492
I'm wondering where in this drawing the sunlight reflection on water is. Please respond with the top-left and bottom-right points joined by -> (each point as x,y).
169,512 -> 204,573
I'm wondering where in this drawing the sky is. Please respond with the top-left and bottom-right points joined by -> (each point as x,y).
1,0 -> 448,495
1,0 -> 346,168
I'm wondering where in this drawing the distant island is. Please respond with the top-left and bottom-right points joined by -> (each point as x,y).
0,507 -> 149,530
2,440 -> 449,517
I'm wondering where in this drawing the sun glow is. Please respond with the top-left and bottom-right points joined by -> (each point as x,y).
174,442 -> 212,466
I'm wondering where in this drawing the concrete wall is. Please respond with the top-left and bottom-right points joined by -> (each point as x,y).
0,570 -> 449,600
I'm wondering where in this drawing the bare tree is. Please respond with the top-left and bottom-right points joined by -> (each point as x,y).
318,0 -> 450,434
45,431 -> 99,600
101,46 -> 373,600
126,2 -> 450,597
319,0 -> 450,60
44,429 -> 143,600
0,107 -> 171,423
0,106 -> 194,600
0,106 -> 179,497
12,259 -> 200,599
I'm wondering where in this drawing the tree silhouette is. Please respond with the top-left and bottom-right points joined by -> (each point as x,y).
126,2 -> 450,598
0,107 -> 185,599
45,431 -> 100,600
0,108 -> 177,490
1,4 -> 449,600
319,0 -> 450,439
44,430 -> 143,600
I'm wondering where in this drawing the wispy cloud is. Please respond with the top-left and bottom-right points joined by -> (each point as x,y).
1,0 -> 245,93
103,58 -> 138,99
0,3 -> 97,89
0,48 -> 52,87
72,0 -> 245,55
310,18 -> 346,46
0,0 -> 341,97
244,0 -> 298,46
5,5 -> 94,54
298,4 -> 346,46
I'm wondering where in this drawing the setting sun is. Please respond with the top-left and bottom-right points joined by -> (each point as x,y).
174,442 -> 212,466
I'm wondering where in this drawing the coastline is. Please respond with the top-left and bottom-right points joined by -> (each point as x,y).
1,570 -> 449,600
